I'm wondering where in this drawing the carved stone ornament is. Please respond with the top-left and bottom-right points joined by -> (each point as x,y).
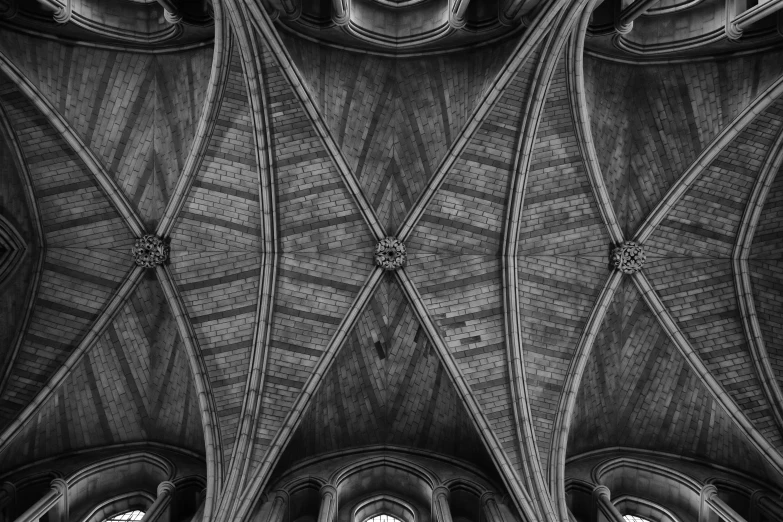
374,237 -> 407,271
132,234 -> 169,268
612,241 -> 646,274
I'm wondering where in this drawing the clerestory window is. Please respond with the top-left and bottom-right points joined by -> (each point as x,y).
366,514 -> 404,522
623,516 -> 653,522
103,511 -> 146,521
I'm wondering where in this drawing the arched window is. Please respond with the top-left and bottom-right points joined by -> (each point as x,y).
103,511 -> 146,521
623,516 -> 653,522
366,515 -> 404,522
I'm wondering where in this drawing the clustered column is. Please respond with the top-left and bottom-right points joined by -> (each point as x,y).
432,486 -> 453,522
263,491 -> 289,522
317,485 -> 338,522
140,481 -> 176,522
591,486 -> 625,522
480,492 -> 510,522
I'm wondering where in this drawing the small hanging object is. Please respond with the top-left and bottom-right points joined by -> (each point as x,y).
374,237 -> 407,271
611,241 -> 646,274
132,234 -> 169,268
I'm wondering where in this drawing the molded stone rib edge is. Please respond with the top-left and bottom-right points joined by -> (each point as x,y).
733,126 -> 783,438
501,9 -> 583,522
216,3 -> 280,520
231,266 -> 385,522
394,270 -> 541,522
0,266 -> 145,452
243,0 -> 386,242
158,5 -> 232,237
548,270 -> 623,522
632,271 -> 783,478
394,0 -> 578,242
633,74 -> 783,244
0,101 -> 45,400
565,3 -> 624,246
0,50 -> 147,238
156,264 -> 225,522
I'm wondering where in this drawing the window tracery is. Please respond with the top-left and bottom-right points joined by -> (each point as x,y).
623,516 -> 653,522
102,510 -> 146,522
366,514 -> 404,522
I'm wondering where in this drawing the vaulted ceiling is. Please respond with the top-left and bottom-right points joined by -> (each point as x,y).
1,1 -> 783,522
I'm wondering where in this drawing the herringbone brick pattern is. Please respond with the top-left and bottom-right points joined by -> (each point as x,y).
248,252 -> 373,471
260,35 -> 375,252
278,276 -> 492,471
0,276 -> 204,469
646,99 -> 783,258
644,257 -> 783,451
406,255 -> 521,469
0,32 -> 212,229
519,59 -> 610,256
585,50 -> 783,236
407,50 -> 539,254
568,279 -> 772,478
0,75 -> 134,430
750,260 -> 783,397
284,34 -> 518,234
0,128 -> 38,382
752,161 -> 783,259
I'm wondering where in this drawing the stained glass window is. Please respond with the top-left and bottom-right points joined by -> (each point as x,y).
103,511 -> 145,521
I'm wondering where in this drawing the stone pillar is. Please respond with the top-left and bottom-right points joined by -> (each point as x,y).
266,491 -> 289,522
13,478 -> 67,522
141,481 -> 176,522
156,0 -> 182,22
480,492 -> 507,522
331,0 -> 348,25
700,485 -> 748,522
591,486 -> 624,522
449,0 -> 471,28
432,486 -> 453,522
614,0 -> 662,34
317,485 -> 337,522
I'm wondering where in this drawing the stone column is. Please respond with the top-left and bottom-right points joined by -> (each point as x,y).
591,486 -> 625,522
266,491 -> 289,522
614,0 -> 662,34
141,481 -> 176,522
700,485 -> 748,522
432,486 -> 453,522
480,492 -> 507,522
156,0 -> 182,22
317,485 -> 337,522
331,0 -> 348,25
13,478 -> 67,522
449,0 -> 471,28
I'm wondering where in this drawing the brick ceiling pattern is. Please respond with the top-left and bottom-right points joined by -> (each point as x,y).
0,2 -> 783,519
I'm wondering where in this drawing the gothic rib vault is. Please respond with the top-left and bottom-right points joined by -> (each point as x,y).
0,1 -> 783,521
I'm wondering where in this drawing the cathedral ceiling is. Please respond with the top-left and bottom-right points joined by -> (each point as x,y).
0,1 -> 783,522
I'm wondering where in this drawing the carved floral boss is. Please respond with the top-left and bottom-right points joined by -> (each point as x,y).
375,237 -> 407,271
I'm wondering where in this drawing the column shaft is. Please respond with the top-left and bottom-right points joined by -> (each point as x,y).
592,487 -> 625,522
141,482 -> 176,522
481,493 -> 506,522
317,486 -> 337,522
433,487 -> 453,522
266,492 -> 288,522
